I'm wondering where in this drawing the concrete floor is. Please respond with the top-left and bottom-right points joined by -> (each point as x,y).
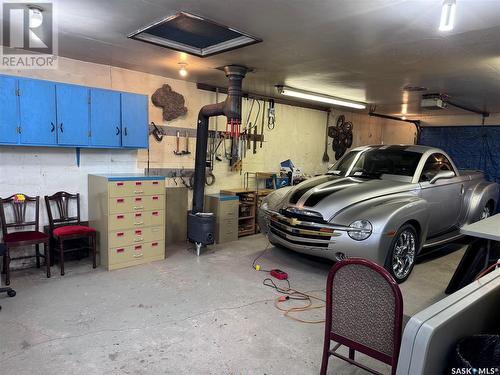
0,234 -> 465,375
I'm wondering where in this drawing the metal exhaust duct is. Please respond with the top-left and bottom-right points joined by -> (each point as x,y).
188,65 -> 248,253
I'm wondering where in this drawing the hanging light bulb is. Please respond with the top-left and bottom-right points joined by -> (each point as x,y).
439,0 -> 457,31
178,63 -> 188,77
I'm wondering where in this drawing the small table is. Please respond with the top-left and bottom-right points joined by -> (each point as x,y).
460,213 -> 500,242
446,214 -> 500,293
461,213 -> 500,269
460,214 -> 500,268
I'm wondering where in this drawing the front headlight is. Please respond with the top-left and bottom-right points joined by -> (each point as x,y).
348,220 -> 372,241
260,201 -> 269,210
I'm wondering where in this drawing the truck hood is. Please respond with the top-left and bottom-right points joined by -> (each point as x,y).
280,175 -> 418,221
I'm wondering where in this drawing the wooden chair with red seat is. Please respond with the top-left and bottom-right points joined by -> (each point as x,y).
0,194 -> 51,285
44,192 -> 96,276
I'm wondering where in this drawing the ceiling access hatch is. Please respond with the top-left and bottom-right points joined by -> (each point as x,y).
128,12 -> 262,57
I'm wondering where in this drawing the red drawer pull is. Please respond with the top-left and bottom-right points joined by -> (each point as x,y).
152,211 -> 159,216
135,213 -> 142,217
117,198 -> 124,203
152,242 -> 158,247
152,181 -> 159,185
153,196 -> 159,200
135,197 -> 142,202
135,182 -> 142,186
135,230 -> 142,235
117,215 -> 124,219
135,245 -> 142,250
117,232 -> 124,237
116,248 -> 124,253
116,182 -> 124,186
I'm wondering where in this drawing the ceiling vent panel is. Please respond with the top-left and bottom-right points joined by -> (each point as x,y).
128,12 -> 261,57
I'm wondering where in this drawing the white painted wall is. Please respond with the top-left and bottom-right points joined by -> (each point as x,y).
0,147 -> 139,225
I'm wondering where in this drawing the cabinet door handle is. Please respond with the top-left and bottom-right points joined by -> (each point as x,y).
50,122 -> 55,132
116,126 -> 120,135
60,123 -> 64,133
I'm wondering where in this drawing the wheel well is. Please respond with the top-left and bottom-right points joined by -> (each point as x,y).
486,199 -> 495,211
404,219 -> 421,239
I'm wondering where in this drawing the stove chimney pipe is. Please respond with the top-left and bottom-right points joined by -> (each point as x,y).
188,65 -> 247,252
191,65 -> 247,214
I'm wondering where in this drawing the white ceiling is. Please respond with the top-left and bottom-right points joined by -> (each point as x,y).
51,0 -> 500,115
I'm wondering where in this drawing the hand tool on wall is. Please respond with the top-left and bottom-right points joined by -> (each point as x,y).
174,131 -> 184,155
267,99 -> 276,130
253,118 -> 258,154
322,111 -> 330,162
260,101 -> 266,148
247,125 -> 251,152
150,122 -> 165,142
243,131 -> 247,159
183,131 -> 191,155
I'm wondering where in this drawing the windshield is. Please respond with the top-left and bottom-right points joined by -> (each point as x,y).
348,149 -> 421,179
328,151 -> 359,175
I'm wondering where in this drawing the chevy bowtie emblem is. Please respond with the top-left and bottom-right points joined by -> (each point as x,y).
290,218 -> 299,225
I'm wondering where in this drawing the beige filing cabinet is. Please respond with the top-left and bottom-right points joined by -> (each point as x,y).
205,194 -> 239,243
88,174 -> 166,270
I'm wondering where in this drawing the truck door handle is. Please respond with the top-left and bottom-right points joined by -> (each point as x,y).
124,127 -> 128,136
116,126 -> 120,135
50,122 -> 55,132
60,123 -> 64,133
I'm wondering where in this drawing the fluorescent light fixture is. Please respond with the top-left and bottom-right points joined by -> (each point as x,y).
276,86 -> 366,110
439,0 -> 456,31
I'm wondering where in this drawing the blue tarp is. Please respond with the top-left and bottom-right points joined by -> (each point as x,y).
418,125 -> 500,210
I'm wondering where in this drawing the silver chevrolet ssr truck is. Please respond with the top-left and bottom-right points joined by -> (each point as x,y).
258,145 -> 498,282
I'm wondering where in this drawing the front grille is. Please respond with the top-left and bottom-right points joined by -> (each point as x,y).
280,209 -> 326,223
269,215 -> 332,249
270,228 -> 330,248
270,220 -> 331,241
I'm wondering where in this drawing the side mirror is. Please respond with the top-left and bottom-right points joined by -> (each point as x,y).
430,170 -> 455,184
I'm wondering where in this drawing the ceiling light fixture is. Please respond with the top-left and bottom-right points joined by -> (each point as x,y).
178,63 -> 188,77
439,0 -> 456,31
276,86 -> 366,110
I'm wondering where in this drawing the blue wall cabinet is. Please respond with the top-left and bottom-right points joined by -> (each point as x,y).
90,88 -> 121,147
0,76 -> 20,144
56,84 -> 90,146
19,79 -> 57,145
121,93 -> 149,148
0,75 -> 149,150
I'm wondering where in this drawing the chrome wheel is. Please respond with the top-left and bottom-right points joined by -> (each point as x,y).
480,205 -> 491,220
392,229 -> 416,280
